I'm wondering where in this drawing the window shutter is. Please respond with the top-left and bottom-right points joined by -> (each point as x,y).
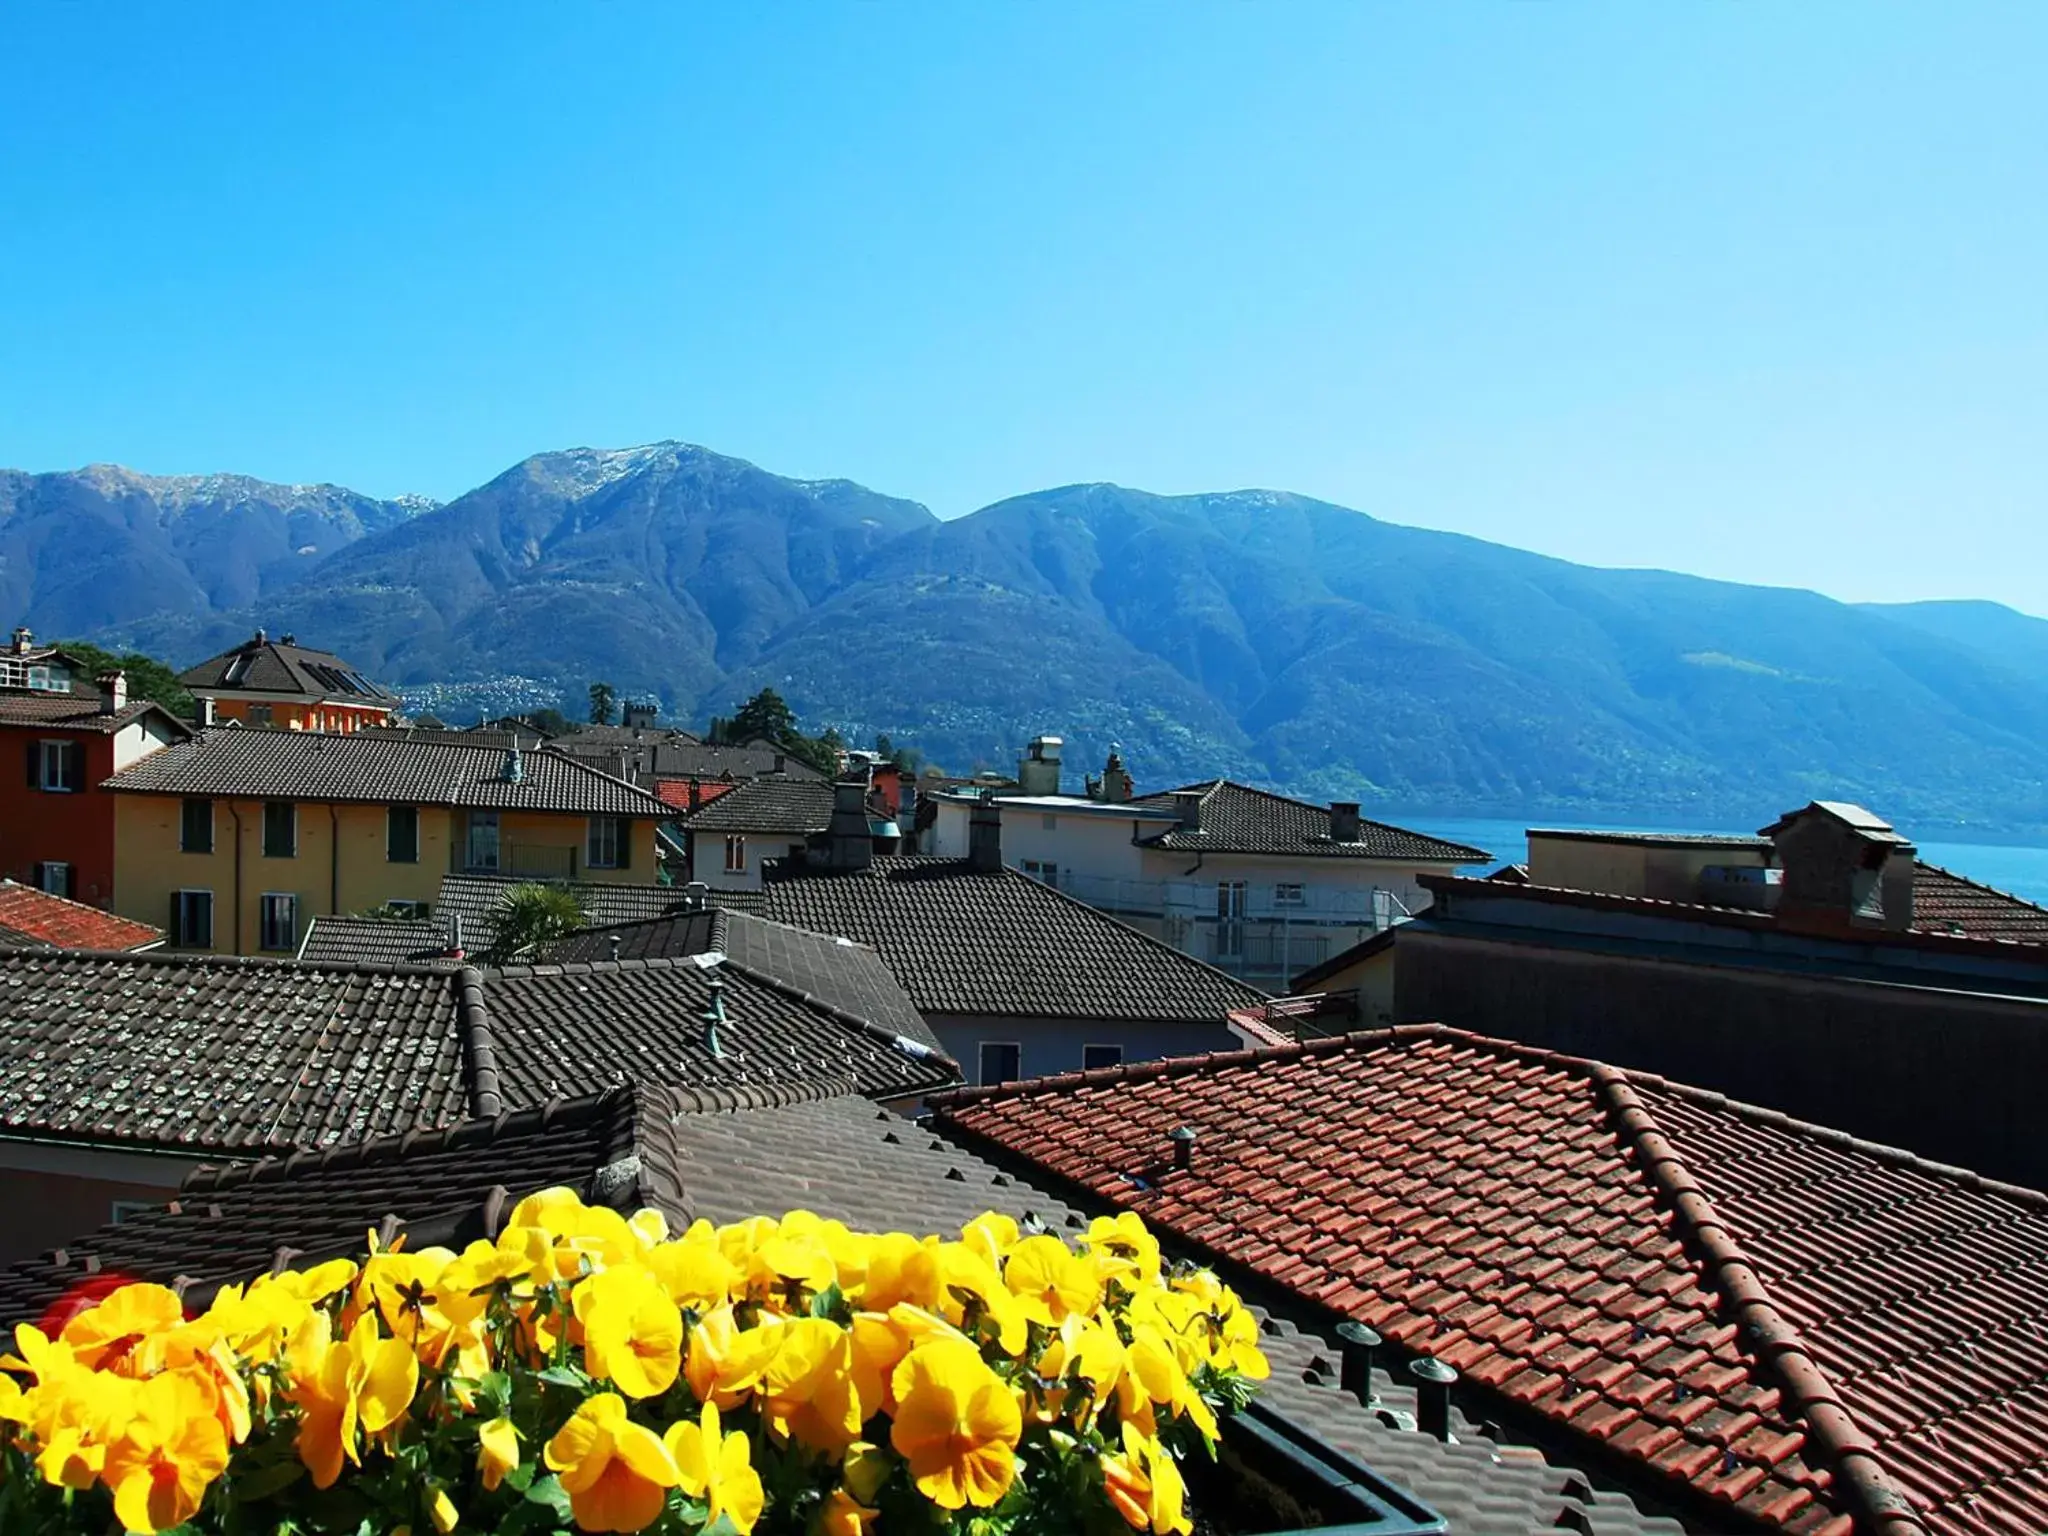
26,742 -> 38,788
170,893 -> 183,945
617,819 -> 631,869
64,743 -> 82,792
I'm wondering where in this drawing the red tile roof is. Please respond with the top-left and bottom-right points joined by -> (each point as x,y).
652,778 -> 736,812
0,881 -> 163,951
1909,863 -> 2048,944
932,1026 -> 2048,1536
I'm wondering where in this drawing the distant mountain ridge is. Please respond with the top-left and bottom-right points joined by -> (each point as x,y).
13,442 -> 2048,832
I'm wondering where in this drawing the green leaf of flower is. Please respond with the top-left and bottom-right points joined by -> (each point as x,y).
525,1474 -> 575,1519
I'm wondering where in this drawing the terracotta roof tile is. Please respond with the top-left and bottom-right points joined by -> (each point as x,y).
1909,863 -> 2048,944
0,881 -> 163,951
928,1026 -> 2048,1535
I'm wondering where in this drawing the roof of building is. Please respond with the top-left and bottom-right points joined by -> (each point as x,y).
103,729 -> 669,816
1759,801 -> 1911,845
1909,863 -> 2048,944
1419,872 -> 2048,965
0,691 -> 189,737
678,774 -> 836,834
545,908 -> 942,1051
0,949 -> 479,1154
177,632 -> 396,704
357,725 -> 550,751
931,1024 -> 2048,1536
750,855 -> 1267,1022
295,916 -> 460,969
651,779 -> 738,813
436,875 -> 693,948
0,882 -> 164,952
1130,781 -> 1492,864
0,1082 -> 1683,1535
1528,829 -> 1773,850
482,956 -> 958,1103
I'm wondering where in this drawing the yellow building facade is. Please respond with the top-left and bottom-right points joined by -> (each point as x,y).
113,794 -> 659,956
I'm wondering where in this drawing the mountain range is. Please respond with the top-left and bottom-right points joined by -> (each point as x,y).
6,443 -> 2047,833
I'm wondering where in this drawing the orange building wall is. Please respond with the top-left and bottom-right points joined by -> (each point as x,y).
0,729 -> 119,905
206,698 -> 392,734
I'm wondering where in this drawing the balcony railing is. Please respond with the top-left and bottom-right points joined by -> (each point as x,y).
452,843 -> 580,880
0,659 -> 68,692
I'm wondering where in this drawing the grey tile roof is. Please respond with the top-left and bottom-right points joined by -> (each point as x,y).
679,774 -> 836,834
0,950 -> 480,1153
177,634 -> 396,703
0,1085 -> 1683,1535
357,725 -> 550,752
436,874 -> 693,949
0,692 -> 187,736
751,855 -> 1268,1022
546,908 -> 943,1052
103,729 -> 669,816
296,916 -> 459,969
1130,781 -> 1491,863
482,956 -> 960,1103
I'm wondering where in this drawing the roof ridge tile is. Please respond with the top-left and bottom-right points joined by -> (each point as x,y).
1591,1067 -> 1925,1536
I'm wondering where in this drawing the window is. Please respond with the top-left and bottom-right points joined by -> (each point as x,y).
181,798 -> 214,854
29,739 -> 81,792
172,890 -> 213,949
1216,880 -> 1247,960
978,1042 -> 1022,1086
466,809 -> 500,871
259,893 -> 298,952
1021,860 -> 1059,887
247,703 -> 274,727
1274,883 -> 1305,906
1083,1044 -> 1124,1072
109,1200 -> 156,1224
387,805 -> 419,863
384,899 -> 430,919
262,800 -> 297,858
588,816 -> 630,870
723,835 -> 747,874
34,862 -> 72,899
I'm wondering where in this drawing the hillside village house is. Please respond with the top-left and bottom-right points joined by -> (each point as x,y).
677,770 -> 904,889
0,629 -> 190,906
178,628 -> 398,732
922,735 -> 1488,984
102,730 -> 668,954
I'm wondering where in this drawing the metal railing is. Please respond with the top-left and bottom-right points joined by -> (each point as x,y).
451,843 -> 580,880
0,659 -> 68,692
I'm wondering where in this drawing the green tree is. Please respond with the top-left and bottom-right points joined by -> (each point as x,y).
587,682 -> 617,726
56,640 -> 194,719
483,884 -> 588,965
725,687 -> 797,746
783,725 -> 844,776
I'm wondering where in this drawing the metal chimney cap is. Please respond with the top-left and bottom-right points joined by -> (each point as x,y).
1168,1125 -> 1198,1144
1409,1357 -> 1458,1386
1335,1321 -> 1381,1349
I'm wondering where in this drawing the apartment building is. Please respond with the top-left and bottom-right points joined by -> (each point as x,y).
178,629 -> 398,732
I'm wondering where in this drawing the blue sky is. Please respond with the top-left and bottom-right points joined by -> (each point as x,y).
3,4 -> 2043,610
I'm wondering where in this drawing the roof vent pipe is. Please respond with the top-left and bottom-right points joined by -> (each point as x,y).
608,933 -> 622,962
1335,1321 -> 1381,1406
1330,802 -> 1361,843
1169,1125 -> 1198,1171
1173,791 -> 1204,833
684,880 -> 709,912
701,974 -> 729,1058
1410,1357 -> 1458,1442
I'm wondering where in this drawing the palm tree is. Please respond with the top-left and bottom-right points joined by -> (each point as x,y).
483,883 -> 588,965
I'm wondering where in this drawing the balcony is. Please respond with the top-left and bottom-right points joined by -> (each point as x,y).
452,843 -> 580,880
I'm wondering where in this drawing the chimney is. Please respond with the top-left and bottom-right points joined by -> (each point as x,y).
1169,1125 -> 1197,1171
96,671 -> 127,715
9,627 -> 30,656
447,913 -> 467,961
199,696 -> 217,726
1878,845 -> 1917,932
1330,801 -> 1361,843
501,744 -> 524,784
253,627 -> 267,644
280,632 -> 296,646
683,880 -> 709,911
822,775 -> 873,872
1766,802 -> 1911,932
968,791 -> 1003,873
1098,747 -> 1133,805
1017,735 -> 1064,797
1173,791 -> 1204,833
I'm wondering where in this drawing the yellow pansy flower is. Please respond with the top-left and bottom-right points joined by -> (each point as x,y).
544,1391 -> 681,1533
889,1336 -> 1022,1509
1003,1235 -> 1104,1326
573,1264 -> 683,1399
478,1415 -> 520,1491
666,1398 -> 765,1536
287,1311 -> 419,1488
684,1303 -> 783,1410
1101,1419 -> 1190,1536
101,1367 -> 231,1535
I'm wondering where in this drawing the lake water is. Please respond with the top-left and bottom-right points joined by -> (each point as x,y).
1399,816 -> 2048,907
